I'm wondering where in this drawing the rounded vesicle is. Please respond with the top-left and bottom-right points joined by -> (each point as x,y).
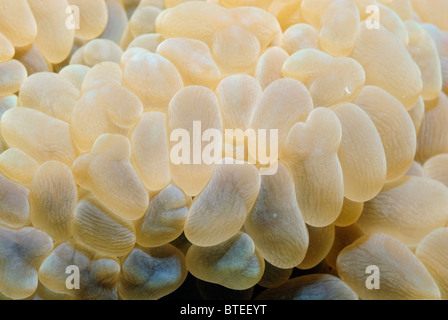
423,154 -> 448,187
80,61 -> 122,93
0,0 -> 37,47
0,32 -> 14,63
129,5 -> 162,38
184,161 -> 260,246
0,148 -> 39,187
101,0 -> 129,44
377,3 -> 409,46
408,96 -> 425,135
280,24 -> 319,55
0,60 -> 27,97
0,173 -> 30,229
416,92 -> 448,163
282,108 -> 344,227
127,33 -> 165,52
254,46 -> 289,90
168,86 -> 223,196
18,72 -> 79,123
118,245 -> 187,300
82,39 -> 123,67
72,134 -> 149,220
351,24 -> 422,110
186,232 -> 264,290
211,25 -> 261,76
334,198 -> 364,227
297,224 -> 335,270
27,0 -> 75,64
354,86 -> 416,182
245,162 -> 308,269
68,0 -> 109,40
123,51 -> 183,111
415,228 -> 448,299
135,184 -> 188,247
30,161 -> 78,242
157,38 -> 221,88
300,0 -> 333,28
131,112 -> 171,192
256,274 -> 357,300
357,176 -> 448,246
333,103 -> 387,202
59,64 -> 91,91
72,196 -> 136,257
337,233 -> 441,300
1,107 -> 75,165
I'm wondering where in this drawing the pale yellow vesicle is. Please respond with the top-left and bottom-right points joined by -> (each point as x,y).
131,112 -> 171,192
219,0 -> 273,9
0,173 -> 30,229
39,241 -> 120,300
129,5 -> 162,39
1,107 -> 75,165
135,184 -> 188,247
334,198 -> 364,227
101,0 -> 129,44
254,46 -> 289,90
378,0 -> 413,21
157,38 -> 221,88
0,148 -> 39,187
167,86 -> 223,197
256,274 -> 358,300
186,232 -> 264,290
68,0 -> 109,40
333,103 -> 387,202
30,161 -> 78,242
354,86 -> 416,182
337,233 -> 441,300
411,0 -> 448,32
72,134 -> 149,221
280,23 -> 318,55
82,39 -> 124,68
0,60 -> 28,97
59,64 -> 91,91
297,224 -> 335,270
415,228 -> 448,299
245,162 -> 308,269
14,45 -> 52,75
423,154 -> 448,188
118,245 -> 187,300
127,33 -> 165,52
80,61 -> 122,93
0,32 -> 14,63
282,108 -> 344,227
357,176 -> 448,246
0,226 -> 53,300
376,3 -> 409,46
300,0 -> 333,28
0,0 -> 37,47
408,96 -> 425,135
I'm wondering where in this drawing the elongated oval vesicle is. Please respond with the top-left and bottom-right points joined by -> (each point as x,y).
168,86 -> 223,196
282,108 -> 344,227
256,274 -> 358,300
129,5 -> 161,38
101,0 -> 129,44
157,38 -> 221,88
0,0 -> 37,47
408,96 -> 425,135
319,0 -> 360,57
334,198 -> 364,227
127,33 -> 165,52
28,0 -> 74,64
131,112 -> 170,192
0,148 -> 39,187
211,25 -> 261,76
325,224 -> 364,270
118,245 -> 187,300
280,24 -> 319,55
297,224 -> 335,270
80,61 -> 122,93
0,173 -> 30,229
406,21 -> 442,101
186,232 -> 264,290
72,83 -> 143,153
351,24 -> 422,109
73,196 -> 136,256
423,154 -> 448,187
39,241 -> 120,300
0,60 -> 27,97
337,233 -> 441,300
123,51 -> 183,111
282,49 -> 366,108
377,3 -> 409,46
59,64 -> 90,91
184,161 -> 260,246
245,162 -> 308,269
155,1 -> 235,46
72,134 -> 149,220
0,32 -> 14,63
68,0 -> 108,40
1,107 -> 76,165
18,72 -> 79,123
216,74 -> 261,130
0,226 -> 53,300
333,103 -> 387,202
255,46 -> 289,90
354,86 -> 416,182
135,185 -> 188,247
82,39 -> 123,67
250,78 -> 313,155
411,0 -> 448,32
416,92 -> 448,163
415,228 -> 448,299
357,176 -> 448,246
30,161 -> 78,242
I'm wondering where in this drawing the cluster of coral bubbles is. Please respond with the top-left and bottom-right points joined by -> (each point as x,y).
0,0 -> 448,300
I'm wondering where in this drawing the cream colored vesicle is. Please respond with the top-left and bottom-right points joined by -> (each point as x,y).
0,172 -> 30,229
68,0 -> 109,41
280,23 -> 319,55
255,46 -> 289,90
0,0 -> 37,48
0,148 -> 39,187
423,154 -> 448,187
0,60 -> 28,97
297,224 -> 335,270
337,233 -> 441,300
